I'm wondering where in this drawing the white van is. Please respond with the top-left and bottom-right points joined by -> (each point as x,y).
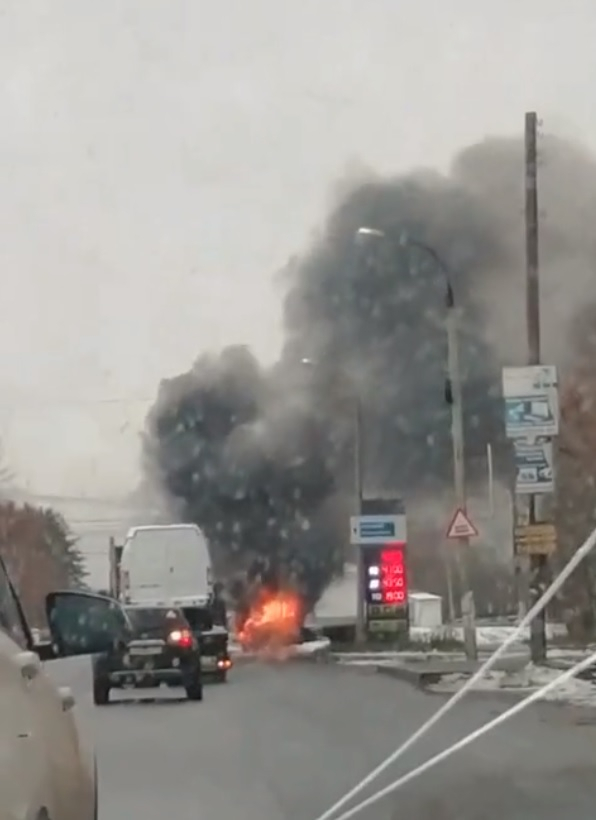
119,524 -> 212,606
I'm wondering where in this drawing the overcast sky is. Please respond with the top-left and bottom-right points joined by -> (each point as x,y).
1,0 -> 595,500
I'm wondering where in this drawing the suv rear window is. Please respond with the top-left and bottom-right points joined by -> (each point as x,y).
182,606 -> 213,632
125,607 -> 187,633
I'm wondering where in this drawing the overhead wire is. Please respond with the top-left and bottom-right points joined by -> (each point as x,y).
333,647 -> 596,820
0,396 -> 153,408
313,520 -> 596,820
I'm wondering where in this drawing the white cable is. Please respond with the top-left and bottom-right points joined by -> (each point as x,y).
333,648 -> 596,820
313,520 -> 596,820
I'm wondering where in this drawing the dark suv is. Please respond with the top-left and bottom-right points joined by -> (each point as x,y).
181,605 -> 231,682
91,605 -> 203,704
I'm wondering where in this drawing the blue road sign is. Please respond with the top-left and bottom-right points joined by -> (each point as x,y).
504,396 -> 557,437
502,366 -> 559,438
350,515 -> 407,545
513,437 -> 554,495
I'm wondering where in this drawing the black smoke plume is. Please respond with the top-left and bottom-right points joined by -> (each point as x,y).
143,133 -> 596,604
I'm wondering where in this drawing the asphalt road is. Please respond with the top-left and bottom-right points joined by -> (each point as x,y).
46,656 -> 596,820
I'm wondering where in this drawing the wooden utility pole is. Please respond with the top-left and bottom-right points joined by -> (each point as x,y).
525,111 -> 548,662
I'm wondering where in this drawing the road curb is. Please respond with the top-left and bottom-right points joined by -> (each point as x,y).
230,647 -> 332,665
375,663 -> 437,687
374,663 -> 483,687
373,665 -> 544,701
426,686 -> 534,702
372,664 -> 596,705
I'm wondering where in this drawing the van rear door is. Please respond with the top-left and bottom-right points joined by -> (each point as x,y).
165,529 -> 210,599
123,531 -> 168,602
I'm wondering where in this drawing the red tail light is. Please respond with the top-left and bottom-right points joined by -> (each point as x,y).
167,629 -> 194,649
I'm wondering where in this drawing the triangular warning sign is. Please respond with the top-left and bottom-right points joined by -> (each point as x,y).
446,508 -> 478,539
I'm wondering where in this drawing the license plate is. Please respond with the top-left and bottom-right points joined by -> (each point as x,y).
201,657 -> 217,669
129,647 -> 161,656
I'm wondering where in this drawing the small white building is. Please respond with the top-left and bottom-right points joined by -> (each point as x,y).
408,592 -> 443,630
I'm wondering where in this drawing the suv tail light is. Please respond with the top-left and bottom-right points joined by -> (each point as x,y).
167,629 -> 194,649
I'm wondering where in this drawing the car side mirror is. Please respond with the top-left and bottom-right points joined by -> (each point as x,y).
46,591 -> 130,657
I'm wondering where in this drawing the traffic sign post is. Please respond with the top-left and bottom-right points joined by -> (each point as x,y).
444,507 -> 478,659
513,437 -> 554,495
502,365 -> 559,439
350,514 -> 407,546
446,508 -> 478,540
514,523 -> 557,556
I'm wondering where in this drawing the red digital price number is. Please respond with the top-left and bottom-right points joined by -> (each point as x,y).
380,547 -> 407,606
381,576 -> 404,590
384,590 -> 406,604
381,548 -> 404,565
381,564 -> 403,577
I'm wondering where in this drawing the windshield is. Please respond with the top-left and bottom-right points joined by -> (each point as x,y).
4,3 -> 596,818
125,607 -> 186,635
182,607 -> 213,632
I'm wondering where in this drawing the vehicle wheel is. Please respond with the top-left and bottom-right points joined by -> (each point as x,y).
215,670 -> 227,683
93,676 -> 110,706
184,673 -> 203,701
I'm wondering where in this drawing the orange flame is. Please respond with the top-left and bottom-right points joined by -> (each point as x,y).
237,589 -> 303,654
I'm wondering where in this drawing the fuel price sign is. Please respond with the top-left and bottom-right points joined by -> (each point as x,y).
363,544 -> 409,636
365,546 -> 407,605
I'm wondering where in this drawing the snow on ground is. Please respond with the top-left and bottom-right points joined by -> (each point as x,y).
410,623 -> 567,647
336,656 -> 444,668
430,663 -> 596,707
331,624 -> 567,655
312,571 -> 568,649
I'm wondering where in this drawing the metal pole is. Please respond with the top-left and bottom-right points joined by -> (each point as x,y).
512,486 -> 528,619
487,443 -> 494,518
446,285 -> 478,659
525,111 -> 547,663
443,544 -> 456,624
354,398 -> 366,644
355,228 -> 471,634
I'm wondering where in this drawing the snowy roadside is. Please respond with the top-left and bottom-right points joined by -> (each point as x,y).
408,622 -> 567,647
428,663 -> 596,707
229,637 -> 331,662
333,624 -> 576,664
332,633 -> 596,707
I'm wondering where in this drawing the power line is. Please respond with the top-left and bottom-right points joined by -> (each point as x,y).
0,396 -> 153,408
10,489 -> 161,510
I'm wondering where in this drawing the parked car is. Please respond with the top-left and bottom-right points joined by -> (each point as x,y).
0,553 -> 144,819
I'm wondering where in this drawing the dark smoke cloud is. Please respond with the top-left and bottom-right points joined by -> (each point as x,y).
143,133 -> 596,603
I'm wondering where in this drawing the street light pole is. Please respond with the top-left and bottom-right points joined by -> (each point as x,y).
445,283 -> 477,658
356,227 -> 476,652
411,243 -> 477,656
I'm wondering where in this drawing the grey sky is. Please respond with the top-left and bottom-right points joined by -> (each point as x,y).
1,0 -> 595,499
